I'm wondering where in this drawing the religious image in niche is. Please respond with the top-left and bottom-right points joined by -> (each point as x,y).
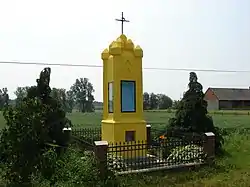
125,131 -> 135,142
121,80 -> 136,112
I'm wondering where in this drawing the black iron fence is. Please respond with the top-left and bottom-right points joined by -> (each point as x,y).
70,126 -> 215,174
68,124 -> 250,175
70,125 -> 249,144
107,137 -> 206,173
72,127 -> 101,145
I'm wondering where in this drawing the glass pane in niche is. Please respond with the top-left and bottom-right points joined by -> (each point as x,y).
121,80 -> 136,112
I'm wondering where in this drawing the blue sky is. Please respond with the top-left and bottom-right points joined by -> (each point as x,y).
0,0 -> 249,101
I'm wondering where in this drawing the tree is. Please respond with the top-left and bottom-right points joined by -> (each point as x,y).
143,92 -> 150,110
0,88 -> 9,110
14,86 -> 30,106
149,93 -> 159,110
172,100 -> 180,109
66,90 -> 75,113
70,78 -> 95,113
0,67 -> 72,186
85,81 -> 95,112
167,72 -> 223,155
157,94 -> 173,109
51,88 -> 67,111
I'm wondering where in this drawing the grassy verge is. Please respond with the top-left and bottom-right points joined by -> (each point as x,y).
0,110 -> 250,186
118,132 -> 250,186
0,131 -> 249,186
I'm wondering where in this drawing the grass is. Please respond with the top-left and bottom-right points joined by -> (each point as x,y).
62,111 -> 250,130
148,108 -> 250,114
1,110 -> 250,186
1,131 -> 249,186
1,110 -> 250,130
119,131 -> 250,186
64,111 -> 250,186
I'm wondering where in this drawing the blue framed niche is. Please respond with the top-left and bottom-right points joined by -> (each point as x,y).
120,80 -> 136,112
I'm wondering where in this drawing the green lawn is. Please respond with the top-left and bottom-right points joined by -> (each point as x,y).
62,111 -> 250,130
1,111 -> 250,129
70,111 -> 250,128
1,110 -> 250,186
120,132 -> 250,187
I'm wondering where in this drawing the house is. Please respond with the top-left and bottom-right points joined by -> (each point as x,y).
204,87 -> 250,110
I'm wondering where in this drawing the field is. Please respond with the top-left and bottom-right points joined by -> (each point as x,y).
55,110 -> 250,130
1,110 -> 250,186
68,110 -> 250,129
1,110 -> 250,129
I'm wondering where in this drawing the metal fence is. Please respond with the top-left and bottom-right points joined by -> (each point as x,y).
70,125 -> 248,144
72,127 -> 101,145
107,137 -> 206,173
70,127 -> 215,174
68,125 -> 249,175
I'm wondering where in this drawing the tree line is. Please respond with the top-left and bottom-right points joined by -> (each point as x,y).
143,92 -> 180,110
0,78 -> 95,113
0,81 -> 180,112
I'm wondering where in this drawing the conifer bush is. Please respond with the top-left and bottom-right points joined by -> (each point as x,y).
167,72 -> 224,155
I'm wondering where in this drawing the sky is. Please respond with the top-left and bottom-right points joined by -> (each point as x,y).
0,0 -> 250,101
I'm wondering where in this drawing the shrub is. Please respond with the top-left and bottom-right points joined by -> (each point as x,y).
167,144 -> 207,164
167,72 -> 224,155
53,149 -> 101,186
0,68 -> 72,186
161,137 -> 181,159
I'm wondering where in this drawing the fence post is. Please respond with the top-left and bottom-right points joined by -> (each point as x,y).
203,132 -> 215,164
63,127 -> 72,143
146,124 -> 151,147
94,141 -> 108,179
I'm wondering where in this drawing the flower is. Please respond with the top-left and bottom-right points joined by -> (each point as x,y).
159,135 -> 165,139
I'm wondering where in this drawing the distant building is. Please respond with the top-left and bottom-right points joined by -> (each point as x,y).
204,87 -> 250,110
93,101 -> 103,110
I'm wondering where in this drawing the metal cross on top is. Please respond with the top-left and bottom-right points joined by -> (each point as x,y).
115,12 -> 130,34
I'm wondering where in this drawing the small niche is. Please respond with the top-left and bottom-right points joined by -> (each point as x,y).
125,131 -> 135,142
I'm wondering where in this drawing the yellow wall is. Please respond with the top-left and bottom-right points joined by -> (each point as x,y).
101,34 -> 147,151
101,121 -> 114,143
113,122 -> 146,142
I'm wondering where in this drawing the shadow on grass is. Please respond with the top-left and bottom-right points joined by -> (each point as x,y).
119,166 -> 225,186
117,151 -> 232,187
214,146 -> 232,160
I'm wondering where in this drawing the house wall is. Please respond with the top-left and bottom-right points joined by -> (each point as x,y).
243,101 -> 250,109
204,88 -> 219,110
218,100 -> 232,110
219,100 -> 250,110
207,100 -> 219,110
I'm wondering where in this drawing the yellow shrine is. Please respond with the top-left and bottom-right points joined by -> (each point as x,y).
101,34 -> 147,146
